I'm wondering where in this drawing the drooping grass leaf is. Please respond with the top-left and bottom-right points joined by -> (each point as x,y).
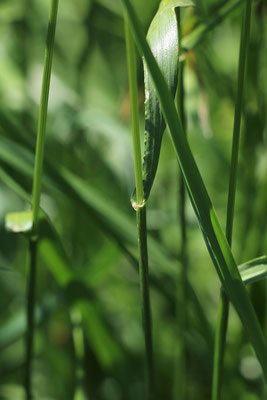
121,0 -> 267,376
135,0 -> 194,202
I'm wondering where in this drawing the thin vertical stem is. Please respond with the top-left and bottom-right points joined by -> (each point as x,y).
174,8 -> 188,400
32,0 -> 59,234
137,206 -> 154,399
25,1 -> 59,398
125,17 -> 154,399
25,239 -> 37,400
212,1 -> 252,399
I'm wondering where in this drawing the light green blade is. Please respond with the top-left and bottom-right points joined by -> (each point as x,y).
134,0 -> 194,202
239,256 -> 267,286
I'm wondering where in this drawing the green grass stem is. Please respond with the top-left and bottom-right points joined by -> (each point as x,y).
137,206 -> 154,399
25,1 -> 59,397
212,1 -> 252,399
124,16 -> 154,399
32,0 -> 59,234
174,8 -> 187,400
25,239 -> 37,400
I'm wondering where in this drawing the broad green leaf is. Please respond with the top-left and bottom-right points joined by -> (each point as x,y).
239,256 -> 267,286
136,0 -> 194,202
121,0 -> 267,377
5,210 -> 33,233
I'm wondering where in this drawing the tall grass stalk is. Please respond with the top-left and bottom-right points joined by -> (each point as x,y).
174,8 -> 187,400
124,17 -> 154,399
212,0 -> 252,398
32,0 -> 59,233
25,1 -> 59,398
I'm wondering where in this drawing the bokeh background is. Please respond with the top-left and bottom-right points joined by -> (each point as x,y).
0,0 -> 267,399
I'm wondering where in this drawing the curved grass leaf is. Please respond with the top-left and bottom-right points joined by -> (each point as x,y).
121,0 -> 267,377
239,256 -> 267,272
133,0 -> 194,202
239,256 -> 267,286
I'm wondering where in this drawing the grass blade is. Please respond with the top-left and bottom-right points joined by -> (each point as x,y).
120,0 -> 267,377
212,1 -> 252,398
241,264 -> 267,286
137,0 -> 188,201
239,256 -> 267,272
239,256 -> 267,285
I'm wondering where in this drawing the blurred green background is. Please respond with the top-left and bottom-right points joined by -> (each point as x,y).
0,0 -> 267,399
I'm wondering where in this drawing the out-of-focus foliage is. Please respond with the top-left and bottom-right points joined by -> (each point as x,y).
0,0 -> 267,399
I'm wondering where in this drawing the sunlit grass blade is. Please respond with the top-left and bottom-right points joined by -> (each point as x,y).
239,256 -> 267,272
239,256 -> 267,285
120,0 -> 267,377
240,264 -> 267,286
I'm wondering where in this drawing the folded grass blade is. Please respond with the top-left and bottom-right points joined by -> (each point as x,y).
135,0 -> 194,201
